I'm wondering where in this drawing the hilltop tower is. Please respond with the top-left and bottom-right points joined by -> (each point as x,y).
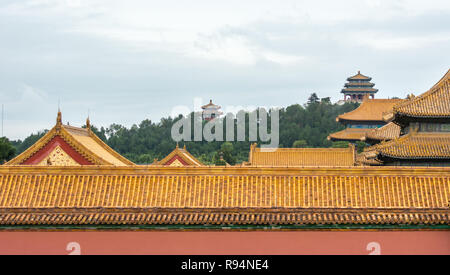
341,71 -> 378,102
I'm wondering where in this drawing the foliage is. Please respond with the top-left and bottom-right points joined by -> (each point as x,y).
293,140 -> 308,148
0,137 -> 16,163
11,94 -> 360,164
213,142 -> 236,166
11,131 -> 47,155
331,141 -> 350,148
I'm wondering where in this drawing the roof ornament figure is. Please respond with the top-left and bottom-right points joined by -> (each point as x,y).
56,110 -> 62,132
57,110 -> 62,125
86,109 -> 91,131
86,117 -> 91,131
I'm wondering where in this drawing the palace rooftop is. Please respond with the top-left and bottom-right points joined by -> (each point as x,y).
0,166 -> 448,229
6,112 -> 134,166
362,122 -> 401,144
154,145 -> 204,167
247,144 -> 356,167
337,99 -> 403,123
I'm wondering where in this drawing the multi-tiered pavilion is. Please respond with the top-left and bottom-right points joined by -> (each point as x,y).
341,71 -> 378,102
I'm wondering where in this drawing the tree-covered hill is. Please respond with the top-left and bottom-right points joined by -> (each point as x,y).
9,94 -> 359,165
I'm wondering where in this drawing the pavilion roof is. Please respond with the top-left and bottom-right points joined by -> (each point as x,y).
201,100 -> 221,109
389,69 -> 450,120
365,131 -> 450,160
337,99 -> 403,122
0,166 -> 448,227
155,145 -> 204,166
347,71 -> 372,81
341,87 -> 378,93
362,122 -> 401,143
327,128 -> 373,142
5,112 -> 134,166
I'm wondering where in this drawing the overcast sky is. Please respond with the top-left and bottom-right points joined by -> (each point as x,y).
0,0 -> 449,140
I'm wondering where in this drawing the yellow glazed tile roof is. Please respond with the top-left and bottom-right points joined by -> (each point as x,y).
328,128 -> 373,142
347,71 -> 372,81
249,145 -> 355,167
356,153 -> 383,166
201,100 -> 221,109
392,69 -> 450,118
156,145 -> 204,166
341,88 -> 378,93
337,99 -> 403,122
6,113 -> 134,166
363,122 -> 401,142
0,166 -> 448,226
367,132 -> 450,160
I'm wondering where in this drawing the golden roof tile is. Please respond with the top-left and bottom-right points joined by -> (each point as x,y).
328,128 -> 373,142
0,166 -> 448,226
356,152 -> 383,166
392,69 -> 450,119
5,113 -> 134,166
248,145 -> 356,167
201,100 -> 221,109
156,145 -> 204,166
362,122 -> 401,142
337,99 -> 403,122
367,132 -> 450,160
347,71 -> 372,81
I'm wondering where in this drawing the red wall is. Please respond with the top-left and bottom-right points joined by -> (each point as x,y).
0,231 -> 448,255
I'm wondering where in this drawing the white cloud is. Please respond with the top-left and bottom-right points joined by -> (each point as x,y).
0,0 -> 449,139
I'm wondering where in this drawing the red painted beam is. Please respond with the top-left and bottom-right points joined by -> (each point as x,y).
0,231 -> 448,255
23,136 -> 93,165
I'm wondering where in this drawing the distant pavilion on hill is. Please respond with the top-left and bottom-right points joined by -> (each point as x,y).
341,71 -> 379,102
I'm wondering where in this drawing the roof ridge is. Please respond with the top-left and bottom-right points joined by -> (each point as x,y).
5,128 -> 56,165
393,69 -> 450,113
86,129 -> 135,166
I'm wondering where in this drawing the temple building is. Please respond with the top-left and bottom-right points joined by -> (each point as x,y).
153,144 -> 204,167
341,71 -> 378,102
5,111 -> 134,166
246,143 -> 356,167
328,98 -> 403,142
202,100 -> 222,121
361,69 -> 450,166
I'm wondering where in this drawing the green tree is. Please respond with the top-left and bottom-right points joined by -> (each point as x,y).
12,94 -> 360,165
0,137 -> 16,163
307,93 -> 320,105
356,141 -> 368,153
293,140 -> 308,148
332,141 -> 350,148
213,142 -> 236,166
